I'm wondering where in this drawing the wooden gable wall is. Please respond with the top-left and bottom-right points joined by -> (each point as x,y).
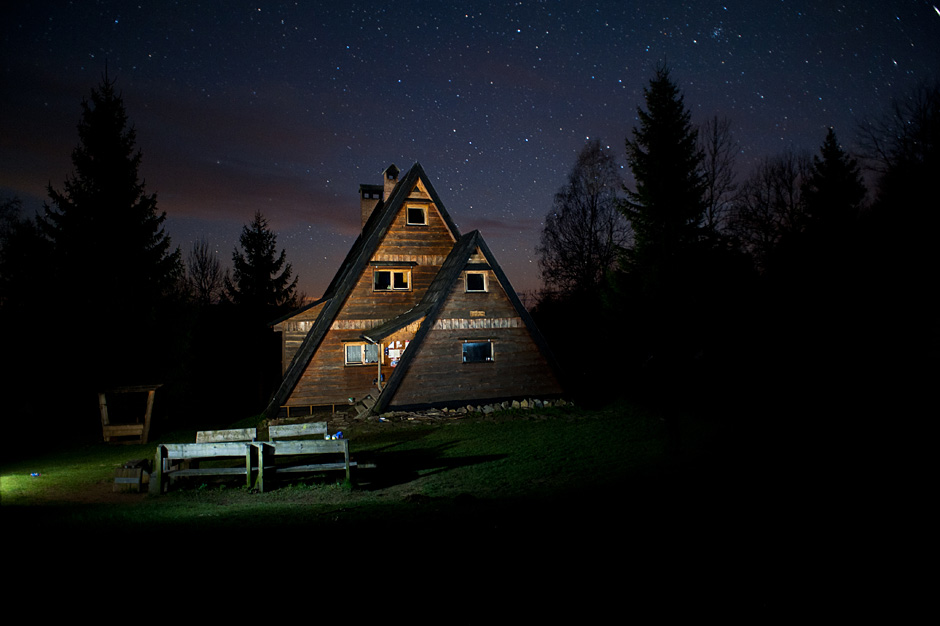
388,263 -> 563,408
282,184 -> 456,408
274,299 -> 328,374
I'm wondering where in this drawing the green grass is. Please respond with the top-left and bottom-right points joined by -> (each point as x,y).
2,401 -> 733,538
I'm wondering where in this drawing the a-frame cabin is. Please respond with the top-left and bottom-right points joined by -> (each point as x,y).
264,163 -> 562,418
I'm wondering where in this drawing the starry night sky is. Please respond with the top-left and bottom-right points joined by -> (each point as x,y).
2,1 -> 938,297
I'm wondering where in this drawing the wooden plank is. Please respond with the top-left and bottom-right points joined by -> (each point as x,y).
276,461 -> 356,473
113,468 -> 143,493
268,422 -> 327,439
141,388 -> 156,444
169,467 -> 248,477
161,442 -> 252,459
271,439 -> 347,455
102,424 -> 146,437
196,428 -> 257,443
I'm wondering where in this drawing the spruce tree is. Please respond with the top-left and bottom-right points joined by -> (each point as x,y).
224,211 -> 299,318
42,75 -> 181,312
801,127 -> 866,233
616,66 -> 711,401
40,75 -> 181,387
622,65 -> 706,286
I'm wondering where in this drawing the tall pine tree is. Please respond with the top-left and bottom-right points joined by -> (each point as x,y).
42,75 -> 181,312
41,75 -> 181,387
615,66 -> 712,405
622,65 -> 706,288
801,127 -> 866,234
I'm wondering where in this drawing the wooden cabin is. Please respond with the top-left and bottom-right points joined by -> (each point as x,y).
264,163 -> 563,418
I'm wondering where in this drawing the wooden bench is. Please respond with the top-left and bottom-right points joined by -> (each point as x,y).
150,428 -> 257,494
255,422 -> 354,492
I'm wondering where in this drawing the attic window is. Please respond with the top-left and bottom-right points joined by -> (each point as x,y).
406,206 -> 427,225
466,272 -> 487,292
462,340 -> 494,363
374,269 -> 411,291
345,342 -> 380,366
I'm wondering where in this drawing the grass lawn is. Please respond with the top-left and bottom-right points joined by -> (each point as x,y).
3,400 -> 757,532
3,401 -> 799,570
4,400 -> 833,613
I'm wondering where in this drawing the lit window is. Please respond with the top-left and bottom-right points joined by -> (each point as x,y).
466,272 -> 486,292
462,341 -> 494,363
345,342 -> 379,365
374,269 -> 411,291
406,206 -> 427,225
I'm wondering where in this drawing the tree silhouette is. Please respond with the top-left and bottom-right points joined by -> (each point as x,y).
41,75 -> 181,313
537,138 -> 629,300
802,128 -> 866,232
614,66 -> 714,412
38,75 -> 182,388
728,150 -> 811,273
697,115 -> 739,232
622,65 -> 706,286
224,211 -> 299,318
187,237 -> 227,305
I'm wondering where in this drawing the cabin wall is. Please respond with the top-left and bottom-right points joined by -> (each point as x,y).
390,270 -> 562,407
337,201 -> 454,321
286,327 -> 379,407
274,300 -> 327,374
390,327 -> 562,407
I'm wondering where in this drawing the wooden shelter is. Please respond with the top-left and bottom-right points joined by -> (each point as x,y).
98,384 -> 161,444
264,163 -> 562,418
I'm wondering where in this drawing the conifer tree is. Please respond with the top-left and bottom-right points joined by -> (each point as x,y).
622,65 -> 706,284
801,127 -> 866,233
615,66 -> 712,399
41,75 -> 181,312
39,74 -> 182,386
224,211 -> 299,318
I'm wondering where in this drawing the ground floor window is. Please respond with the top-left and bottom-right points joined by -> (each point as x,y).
345,342 -> 380,365
462,340 -> 494,363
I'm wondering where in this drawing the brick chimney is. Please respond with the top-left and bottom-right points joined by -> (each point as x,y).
383,163 -> 400,202
359,164 -> 400,229
359,183 -> 382,228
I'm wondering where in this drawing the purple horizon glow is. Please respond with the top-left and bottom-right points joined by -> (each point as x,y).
2,2 -> 937,297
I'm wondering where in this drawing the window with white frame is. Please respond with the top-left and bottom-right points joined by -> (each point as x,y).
345,342 -> 380,365
465,271 -> 487,292
462,340 -> 494,363
374,268 -> 411,291
406,205 -> 427,225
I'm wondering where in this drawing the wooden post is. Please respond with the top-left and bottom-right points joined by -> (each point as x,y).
98,392 -> 110,430
255,443 -> 272,493
150,445 -> 166,494
142,388 -> 156,444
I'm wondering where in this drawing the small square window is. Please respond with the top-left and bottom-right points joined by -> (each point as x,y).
345,344 -> 362,364
466,272 -> 486,292
462,341 -> 494,363
406,206 -> 427,225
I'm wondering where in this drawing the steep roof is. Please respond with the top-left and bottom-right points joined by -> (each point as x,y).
368,230 -> 562,413
262,162 -> 461,418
